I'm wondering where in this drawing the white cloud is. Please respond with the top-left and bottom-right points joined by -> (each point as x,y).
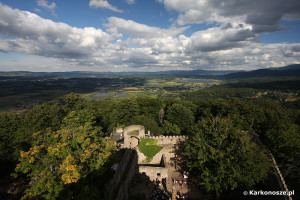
37,0 -> 56,16
0,3 -> 300,72
106,17 -> 189,53
185,43 -> 300,70
89,0 -> 123,13
125,0 -> 135,5
106,17 -> 189,38
34,8 -> 41,12
132,37 -> 180,53
0,3 -> 112,59
186,24 -> 257,52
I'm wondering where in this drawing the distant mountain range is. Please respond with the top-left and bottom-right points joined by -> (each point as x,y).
1,64 -> 300,79
0,69 -> 241,77
115,69 -> 241,76
221,64 -> 300,79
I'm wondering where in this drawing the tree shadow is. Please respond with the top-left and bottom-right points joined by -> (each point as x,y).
56,148 -> 134,200
129,172 -> 171,200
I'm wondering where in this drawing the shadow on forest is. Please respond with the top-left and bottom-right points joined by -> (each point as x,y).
56,149 -> 131,200
2,139 -> 286,200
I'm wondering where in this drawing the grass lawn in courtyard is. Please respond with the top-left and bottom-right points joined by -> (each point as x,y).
138,138 -> 163,162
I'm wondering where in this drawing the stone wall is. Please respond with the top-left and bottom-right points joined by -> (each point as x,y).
109,149 -> 132,192
124,125 -> 145,138
139,166 -> 168,182
123,125 -> 145,148
135,135 -> 188,164
139,155 -> 168,182
147,135 -> 188,145
115,150 -> 137,200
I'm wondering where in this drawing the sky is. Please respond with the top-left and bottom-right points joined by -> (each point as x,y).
0,0 -> 300,72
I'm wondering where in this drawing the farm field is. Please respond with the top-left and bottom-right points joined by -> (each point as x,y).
0,73 -> 219,112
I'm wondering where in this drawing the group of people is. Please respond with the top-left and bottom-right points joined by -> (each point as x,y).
151,188 -> 171,200
132,173 -> 200,200
175,193 -> 195,200
156,177 -> 168,187
172,178 -> 187,189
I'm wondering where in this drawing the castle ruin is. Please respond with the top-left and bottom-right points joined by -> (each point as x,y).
110,125 -> 189,199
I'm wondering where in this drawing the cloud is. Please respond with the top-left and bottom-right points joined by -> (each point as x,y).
125,0 -> 135,5
0,3 -> 112,59
106,17 -> 189,38
186,24 -> 257,52
0,2 -> 300,72
106,17 -> 190,53
34,8 -> 41,12
159,0 -> 300,33
124,50 -> 158,67
105,16 -> 300,70
37,0 -> 56,16
185,43 -> 300,70
89,0 -> 123,13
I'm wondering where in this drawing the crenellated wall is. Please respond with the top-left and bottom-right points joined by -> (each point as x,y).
110,126 -> 291,200
147,135 -> 188,145
136,135 -> 188,165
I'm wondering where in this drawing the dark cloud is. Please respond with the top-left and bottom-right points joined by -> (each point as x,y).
124,52 -> 158,66
188,26 -> 257,52
161,0 -> 300,33
291,45 -> 300,52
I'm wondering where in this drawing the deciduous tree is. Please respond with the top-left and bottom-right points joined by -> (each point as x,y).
163,120 -> 180,135
166,103 -> 195,134
15,109 -> 116,200
183,117 -> 272,196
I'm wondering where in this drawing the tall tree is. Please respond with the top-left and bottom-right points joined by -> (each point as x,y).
22,103 -> 65,134
166,103 -> 195,134
15,109 -> 116,200
183,117 -> 272,196
108,97 -> 139,131
63,93 -> 85,112
130,115 -> 161,134
136,97 -> 162,120
264,122 -> 300,191
158,108 -> 165,126
0,112 -> 23,162
162,120 -> 181,135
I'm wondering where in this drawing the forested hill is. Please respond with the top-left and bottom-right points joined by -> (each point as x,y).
0,69 -> 239,77
221,64 -> 300,79
2,64 -> 300,79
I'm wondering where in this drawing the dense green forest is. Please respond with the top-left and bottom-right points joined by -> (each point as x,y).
1,77 -> 300,199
